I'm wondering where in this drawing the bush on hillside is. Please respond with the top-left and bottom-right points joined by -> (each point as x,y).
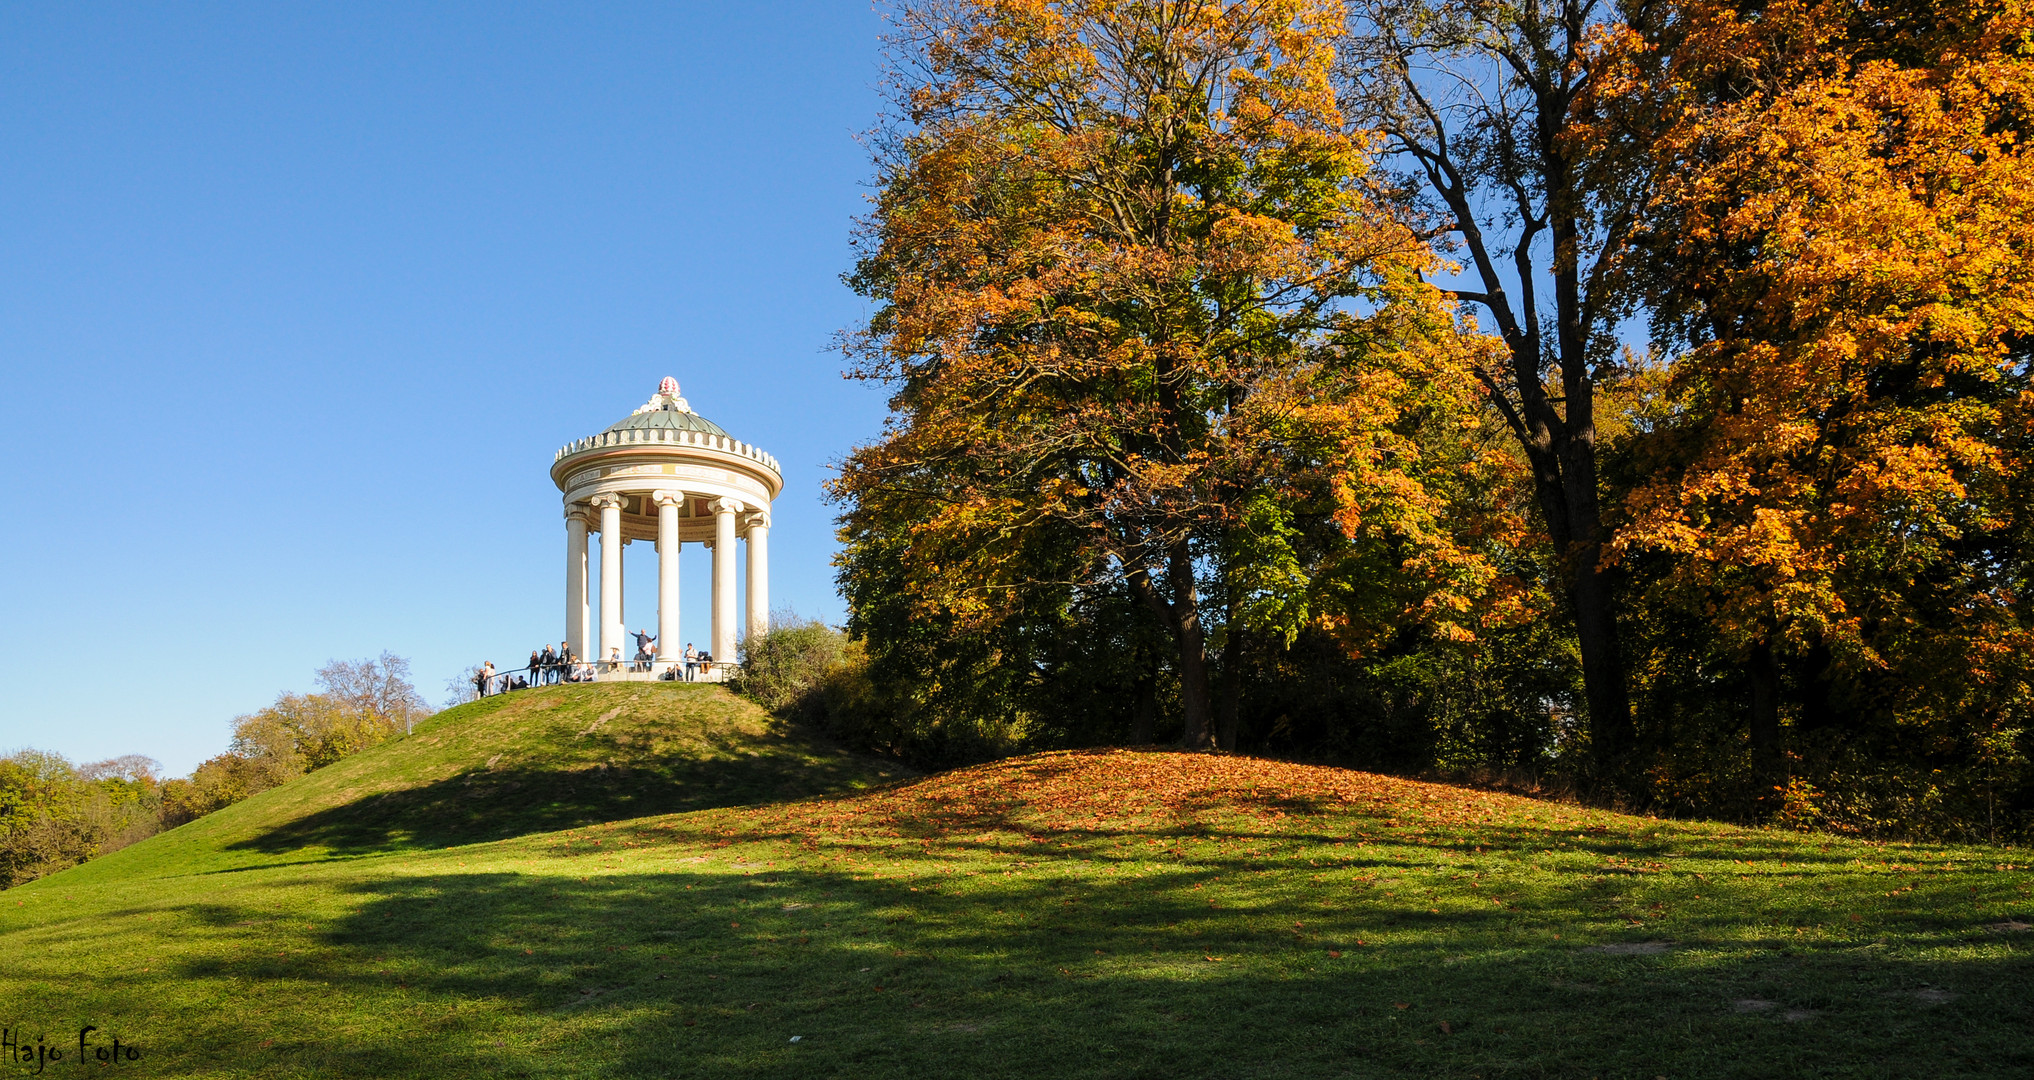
734,616 -> 852,715
733,616 -> 1026,765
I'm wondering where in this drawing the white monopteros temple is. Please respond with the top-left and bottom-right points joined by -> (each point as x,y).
551,377 -> 779,680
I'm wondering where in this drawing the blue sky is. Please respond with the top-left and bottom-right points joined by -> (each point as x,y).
0,2 -> 894,774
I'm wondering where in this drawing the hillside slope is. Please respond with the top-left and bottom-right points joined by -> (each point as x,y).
61,681 -> 905,884
3,741 -> 2028,1078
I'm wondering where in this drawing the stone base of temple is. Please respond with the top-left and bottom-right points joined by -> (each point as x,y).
589,667 -> 729,684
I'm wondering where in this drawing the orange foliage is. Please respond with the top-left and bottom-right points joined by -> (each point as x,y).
1602,0 -> 2034,708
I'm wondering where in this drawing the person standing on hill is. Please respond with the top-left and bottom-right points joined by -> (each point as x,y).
683,643 -> 697,682
538,643 -> 556,684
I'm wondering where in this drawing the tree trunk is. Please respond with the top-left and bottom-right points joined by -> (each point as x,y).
1131,668 -> 1157,745
1549,164 -> 1635,773
1749,643 -> 1784,803
1798,643 -> 1839,734
1218,620 -> 1241,752
1168,538 -> 1215,750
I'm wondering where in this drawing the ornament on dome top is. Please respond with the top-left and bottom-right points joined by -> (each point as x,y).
633,375 -> 691,414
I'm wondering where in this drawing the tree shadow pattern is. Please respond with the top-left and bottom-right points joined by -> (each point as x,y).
10,748 -> 2030,1078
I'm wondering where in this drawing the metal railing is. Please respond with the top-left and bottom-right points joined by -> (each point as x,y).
473,655 -> 732,697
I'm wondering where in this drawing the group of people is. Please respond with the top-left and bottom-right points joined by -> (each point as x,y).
618,629 -> 721,680
475,642 -> 591,697
473,635 -> 721,697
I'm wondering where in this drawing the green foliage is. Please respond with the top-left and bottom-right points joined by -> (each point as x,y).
1229,490 -> 1312,648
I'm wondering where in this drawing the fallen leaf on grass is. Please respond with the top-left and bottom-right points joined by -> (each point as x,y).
1327,950 -> 1343,958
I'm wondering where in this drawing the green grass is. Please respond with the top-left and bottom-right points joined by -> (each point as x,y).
3,685 -> 2030,1078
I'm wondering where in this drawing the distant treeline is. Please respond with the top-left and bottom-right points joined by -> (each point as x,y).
0,653 -> 426,888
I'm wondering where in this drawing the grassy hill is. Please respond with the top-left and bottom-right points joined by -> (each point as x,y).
58,681 -> 907,884
3,684 -> 2030,1079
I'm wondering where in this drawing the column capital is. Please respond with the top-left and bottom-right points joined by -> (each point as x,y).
710,497 -> 746,516
564,503 -> 594,524
651,489 -> 686,508
744,509 -> 772,531
589,492 -> 626,512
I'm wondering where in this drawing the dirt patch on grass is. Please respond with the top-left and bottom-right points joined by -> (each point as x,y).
579,707 -> 625,737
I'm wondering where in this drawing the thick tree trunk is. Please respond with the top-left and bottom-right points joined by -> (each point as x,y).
1526,450 -> 1633,768
1126,536 -> 1215,750
1570,534 -> 1632,763
1749,643 -> 1784,803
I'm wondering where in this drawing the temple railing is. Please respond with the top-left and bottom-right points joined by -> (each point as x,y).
472,656 -> 732,696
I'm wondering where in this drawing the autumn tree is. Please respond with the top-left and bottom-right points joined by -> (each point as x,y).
1599,0 -> 2034,813
837,0 -> 1497,748
1337,0 -> 1657,770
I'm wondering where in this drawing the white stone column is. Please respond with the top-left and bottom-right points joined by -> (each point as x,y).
744,508 -> 770,641
565,507 -> 590,662
593,493 -> 625,670
654,490 -> 683,666
710,498 -> 742,667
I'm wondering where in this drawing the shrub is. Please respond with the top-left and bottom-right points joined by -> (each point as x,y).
734,617 -> 853,716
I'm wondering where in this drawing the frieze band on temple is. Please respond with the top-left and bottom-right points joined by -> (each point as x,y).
551,377 -> 779,681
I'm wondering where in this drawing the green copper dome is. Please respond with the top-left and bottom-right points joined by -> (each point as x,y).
603,404 -> 729,439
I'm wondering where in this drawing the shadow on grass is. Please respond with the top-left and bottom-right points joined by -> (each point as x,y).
224,729 -> 899,857
112,855 -> 2034,1080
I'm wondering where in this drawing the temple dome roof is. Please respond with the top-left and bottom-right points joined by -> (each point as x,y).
553,376 -> 779,481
